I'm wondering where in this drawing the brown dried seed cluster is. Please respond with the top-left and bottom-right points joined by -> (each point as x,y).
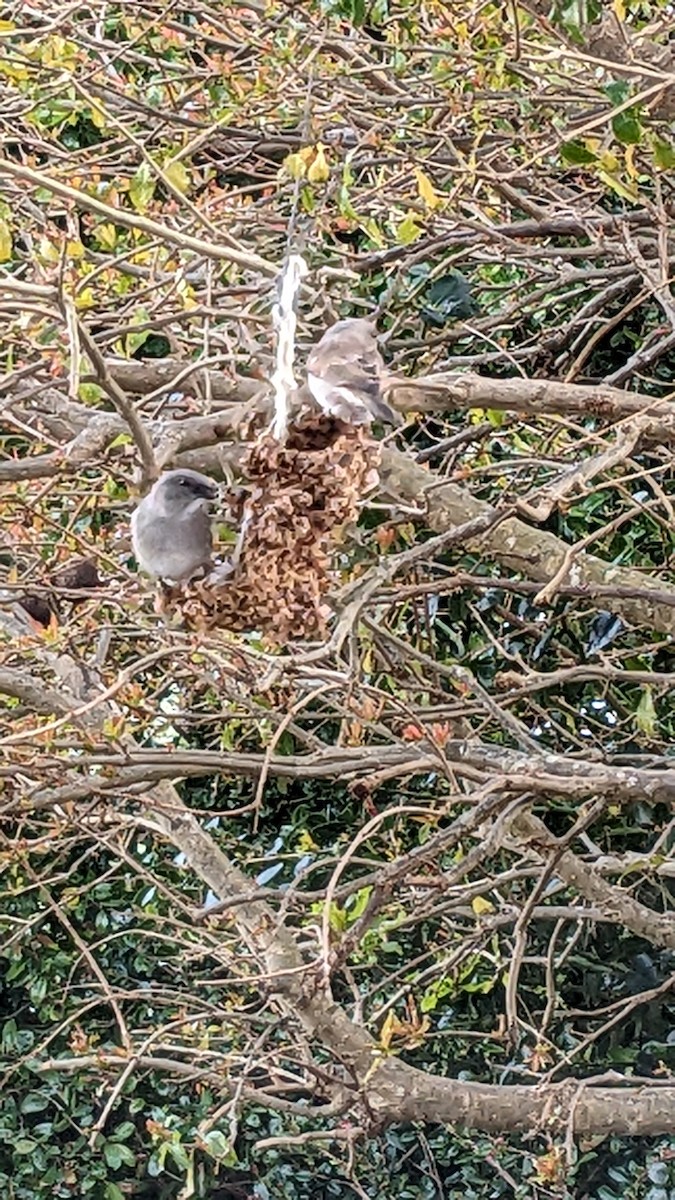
160,414 -> 381,642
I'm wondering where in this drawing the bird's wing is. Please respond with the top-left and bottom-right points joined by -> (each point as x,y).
131,498 -> 213,581
307,321 -> 383,395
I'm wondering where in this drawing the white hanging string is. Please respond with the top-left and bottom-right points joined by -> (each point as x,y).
269,253 -> 308,442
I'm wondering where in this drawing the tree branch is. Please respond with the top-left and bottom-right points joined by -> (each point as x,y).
380,447 -> 675,637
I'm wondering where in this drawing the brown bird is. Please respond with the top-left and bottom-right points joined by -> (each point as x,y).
17,557 -> 102,628
306,317 -> 401,426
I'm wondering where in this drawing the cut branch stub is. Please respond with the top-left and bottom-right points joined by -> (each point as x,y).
160,414 -> 381,642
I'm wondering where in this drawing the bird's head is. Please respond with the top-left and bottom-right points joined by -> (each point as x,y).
151,469 -> 219,513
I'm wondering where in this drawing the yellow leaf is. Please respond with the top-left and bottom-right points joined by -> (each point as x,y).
164,159 -> 190,194
486,408 -> 505,428
414,166 -> 440,210
176,278 -> 197,310
328,903 -> 347,933
360,217 -> 385,248
102,715 -> 127,739
635,685 -> 658,737
283,151 -> 306,179
79,382 -> 102,404
66,239 -> 85,259
283,145 -> 316,180
396,211 -> 423,244
379,1010 -> 404,1052
42,34 -> 77,70
596,169 -> 638,203
296,830 -> 319,854
471,895 -> 495,916
0,218 -> 12,262
96,223 -> 118,250
0,60 -> 28,80
89,102 -> 106,130
75,288 -> 96,309
307,143 -> 330,184
598,149 -> 619,173
612,0 -> 626,18
38,237 -> 59,263
40,618 -> 61,644
624,145 -> 638,180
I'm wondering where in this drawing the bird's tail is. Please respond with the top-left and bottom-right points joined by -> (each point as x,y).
371,394 -> 403,426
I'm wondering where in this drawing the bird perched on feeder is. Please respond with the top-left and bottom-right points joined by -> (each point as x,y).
131,469 -> 218,585
306,317 -> 402,426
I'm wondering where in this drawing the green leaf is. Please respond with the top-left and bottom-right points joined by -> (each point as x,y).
338,184 -> 359,222
345,885 -> 373,922
605,79 -> 631,105
128,162 -> 155,212
89,101 -> 106,130
109,1121 -> 136,1141
108,432 -> 132,450
341,0 -> 366,23
79,382 -> 103,404
201,1129 -> 236,1163
300,185 -> 316,213
124,306 -> 152,356
105,1185 -> 125,1200
29,976 -> 48,1004
421,272 -> 476,325
95,223 -> 118,251
561,141 -> 597,165
103,1142 -> 135,1169
167,1141 -> 190,1170
653,139 -> 675,170
20,1092 -> 49,1113
103,1143 -> 124,1170
14,1138 -> 38,1154
420,976 -> 455,1013
612,111 -> 642,145
148,1144 -> 168,1176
